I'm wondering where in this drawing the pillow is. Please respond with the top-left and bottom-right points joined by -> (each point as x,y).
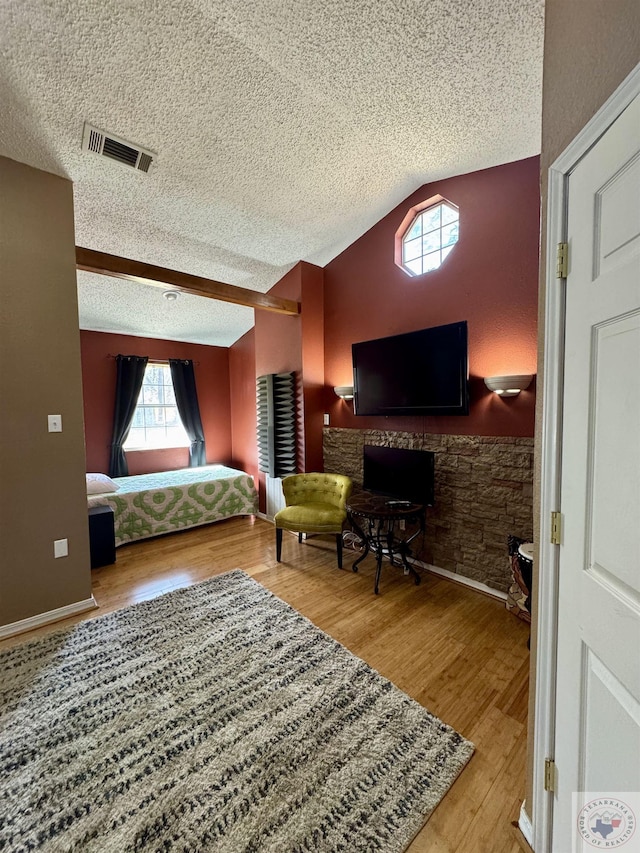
86,473 -> 120,495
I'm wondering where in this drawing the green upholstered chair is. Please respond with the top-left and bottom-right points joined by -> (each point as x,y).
274,473 -> 353,568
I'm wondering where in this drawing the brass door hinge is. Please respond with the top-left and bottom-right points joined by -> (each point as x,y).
544,758 -> 556,792
556,242 -> 569,278
551,511 -> 562,546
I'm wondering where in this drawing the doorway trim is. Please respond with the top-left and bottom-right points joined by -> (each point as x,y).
533,61 -> 640,853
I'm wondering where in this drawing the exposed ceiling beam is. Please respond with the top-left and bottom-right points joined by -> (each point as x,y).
75,247 -> 300,316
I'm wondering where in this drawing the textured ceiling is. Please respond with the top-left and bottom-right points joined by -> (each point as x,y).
0,0 -> 544,348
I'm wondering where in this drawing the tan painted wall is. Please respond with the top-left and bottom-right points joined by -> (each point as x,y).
0,156 -> 92,626
527,0 -> 640,818
541,0 -> 640,173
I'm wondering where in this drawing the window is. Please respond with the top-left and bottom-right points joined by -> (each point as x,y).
395,196 -> 459,276
123,362 -> 189,450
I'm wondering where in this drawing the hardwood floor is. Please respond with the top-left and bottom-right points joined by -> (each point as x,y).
1,516 -> 532,852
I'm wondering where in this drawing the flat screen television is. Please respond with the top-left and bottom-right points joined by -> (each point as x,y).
352,320 -> 469,416
363,445 -> 435,506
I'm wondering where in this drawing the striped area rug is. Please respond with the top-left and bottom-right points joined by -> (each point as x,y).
0,570 -> 474,852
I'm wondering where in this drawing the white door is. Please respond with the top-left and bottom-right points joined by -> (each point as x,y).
553,92 -> 640,852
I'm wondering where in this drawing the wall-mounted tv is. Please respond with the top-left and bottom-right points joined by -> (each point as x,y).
352,320 -> 469,416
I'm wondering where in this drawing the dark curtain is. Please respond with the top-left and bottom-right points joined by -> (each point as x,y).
169,359 -> 207,467
109,355 -> 148,477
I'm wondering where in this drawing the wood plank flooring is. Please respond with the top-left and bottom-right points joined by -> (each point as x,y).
1,516 -> 532,852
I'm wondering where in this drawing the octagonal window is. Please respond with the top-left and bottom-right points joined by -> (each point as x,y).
395,197 -> 459,276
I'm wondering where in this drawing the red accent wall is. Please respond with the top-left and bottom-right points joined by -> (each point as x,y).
323,157 -> 540,437
229,328 -> 258,489
253,265 -> 304,511
299,263 -> 326,474
255,265 -> 304,378
251,262 -> 325,510
80,330 -> 232,475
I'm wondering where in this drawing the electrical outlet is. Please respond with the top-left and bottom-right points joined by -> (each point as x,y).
54,538 -> 68,558
48,414 -> 63,433
399,519 -> 406,531
323,413 -> 330,426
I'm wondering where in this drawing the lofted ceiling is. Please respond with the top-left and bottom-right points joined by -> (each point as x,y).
0,0 -> 544,348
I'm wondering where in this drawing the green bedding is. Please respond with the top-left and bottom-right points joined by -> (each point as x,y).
87,465 -> 258,546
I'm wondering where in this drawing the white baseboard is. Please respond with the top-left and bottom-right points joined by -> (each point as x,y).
518,802 -> 534,848
0,596 -> 98,640
410,557 -> 508,601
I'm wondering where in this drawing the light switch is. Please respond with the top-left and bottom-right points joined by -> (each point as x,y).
54,538 -> 68,558
323,413 -> 330,426
48,414 -> 63,433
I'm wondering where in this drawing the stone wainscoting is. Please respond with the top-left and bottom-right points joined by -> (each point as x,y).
323,428 -> 534,592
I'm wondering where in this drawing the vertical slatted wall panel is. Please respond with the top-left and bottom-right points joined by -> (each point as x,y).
257,372 -> 297,478
257,375 -> 272,475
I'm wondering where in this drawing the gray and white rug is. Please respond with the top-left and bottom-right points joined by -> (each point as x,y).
0,570 -> 474,852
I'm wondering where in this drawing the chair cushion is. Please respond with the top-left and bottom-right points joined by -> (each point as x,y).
281,473 -> 352,510
274,502 -> 346,534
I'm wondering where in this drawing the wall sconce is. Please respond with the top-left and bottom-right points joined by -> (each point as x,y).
334,385 -> 354,401
484,375 -> 533,397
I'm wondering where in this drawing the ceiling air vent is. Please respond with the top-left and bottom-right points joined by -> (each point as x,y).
81,123 -> 156,173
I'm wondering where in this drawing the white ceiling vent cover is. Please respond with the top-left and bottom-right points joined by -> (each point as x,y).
81,123 -> 156,173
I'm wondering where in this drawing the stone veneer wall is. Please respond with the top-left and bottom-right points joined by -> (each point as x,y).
323,428 -> 534,592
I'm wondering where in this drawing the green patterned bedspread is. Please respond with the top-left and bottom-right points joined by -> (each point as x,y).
87,465 -> 258,546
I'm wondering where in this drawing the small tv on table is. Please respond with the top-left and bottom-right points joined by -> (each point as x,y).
363,445 -> 435,507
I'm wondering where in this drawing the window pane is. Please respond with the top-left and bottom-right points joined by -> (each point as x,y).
399,199 -> 459,277
167,426 -> 189,444
403,236 -> 422,262
424,251 -> 442,272
124,428 -> 145,448
404,258 -> 422,276
441,222 -> 459,248
420,206 -> 441,234
145,364 -> 164,386
406,217 -> 422,240
144,428 -> 165,448
142,386 -> 156,405
441,204 -> 459,225
441,245 -> 455,263
123,362 -> 189,450
143,407 -> 161,427
423,229 -> 441,254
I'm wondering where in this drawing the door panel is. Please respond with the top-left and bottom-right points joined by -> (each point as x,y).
582,648 -> 640,792
590,313 -> 640,587
596,152 -> 640,278
553,92 -> 640,851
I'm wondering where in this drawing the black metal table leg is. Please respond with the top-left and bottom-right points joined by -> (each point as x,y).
374,542 -> 384,594
346,495 -> 426,595
400,545 -> 421,585
350,516 -> 369,573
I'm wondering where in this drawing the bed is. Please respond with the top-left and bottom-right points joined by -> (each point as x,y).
87,465 -> 258,547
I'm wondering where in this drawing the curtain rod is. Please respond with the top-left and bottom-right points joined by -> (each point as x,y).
106,354 -> 201,366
